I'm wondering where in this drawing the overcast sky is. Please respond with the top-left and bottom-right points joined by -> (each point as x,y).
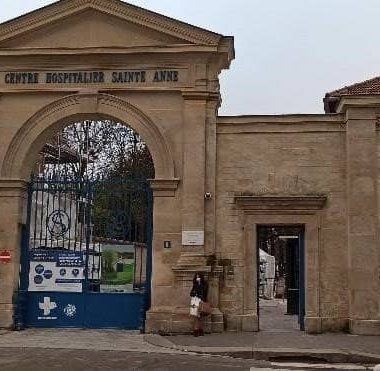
1,0 -> 380,115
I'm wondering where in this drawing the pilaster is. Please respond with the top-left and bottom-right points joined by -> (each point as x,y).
204,97 -> 219,256
346,107 -> 380,335
146,178 -> 180,322
0,178 -> 28,328
181,92 -> 207,252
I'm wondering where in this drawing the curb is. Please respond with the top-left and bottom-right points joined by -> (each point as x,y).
143,334 -> 181,350
144,335 -> 380,365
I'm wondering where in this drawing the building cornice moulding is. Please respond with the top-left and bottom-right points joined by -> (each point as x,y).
0,45 -> 219,58
149,178 -> 179,197
182,91 -> 220,102
234,195 -> 327,214
336,96 -> 380,113
0,178 -> 28,196
217,114 -> 345,125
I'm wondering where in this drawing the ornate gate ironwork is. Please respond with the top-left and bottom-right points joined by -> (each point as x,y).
15,176 -> 153,330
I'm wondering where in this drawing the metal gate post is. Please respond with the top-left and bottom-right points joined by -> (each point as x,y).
14,181 -> 33,330
140,185 -> 153,332
84,179 -> 92,293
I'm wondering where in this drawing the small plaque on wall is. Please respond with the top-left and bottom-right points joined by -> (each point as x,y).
182,231 -> 204,246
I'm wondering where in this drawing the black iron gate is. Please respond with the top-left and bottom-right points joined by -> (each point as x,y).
15,176 -> 153,329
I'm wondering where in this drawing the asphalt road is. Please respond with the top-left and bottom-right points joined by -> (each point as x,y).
0,347 -> 377,370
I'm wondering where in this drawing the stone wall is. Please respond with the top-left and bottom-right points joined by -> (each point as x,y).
215,114 -> 350,332
344,104 -> 380,335
0,0 -> 379,336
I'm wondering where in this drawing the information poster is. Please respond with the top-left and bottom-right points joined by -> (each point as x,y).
28,250 -> 84,293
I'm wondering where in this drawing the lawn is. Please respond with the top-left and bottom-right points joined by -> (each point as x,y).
102,263 -> 134,285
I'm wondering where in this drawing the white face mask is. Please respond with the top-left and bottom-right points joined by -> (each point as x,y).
196,277 -> 201,283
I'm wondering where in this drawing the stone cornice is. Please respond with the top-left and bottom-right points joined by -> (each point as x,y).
0,44 -> 219,57
172,252 -> 212,280
217,114 -> 344,124
235,195 -> 327,214
336,96 -> 380,114
0,179 -> 28,196
182,91 -> 220,102
0,0 -> 223,46
149,178 -> 179,197
217,121 -> 346,134
218,36 -> 235,65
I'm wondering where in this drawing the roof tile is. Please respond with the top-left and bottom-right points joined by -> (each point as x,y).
326,76 -> 380,97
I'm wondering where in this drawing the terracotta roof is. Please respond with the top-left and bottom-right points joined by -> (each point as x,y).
324,75 -> 380,113
325,76 -> 380,97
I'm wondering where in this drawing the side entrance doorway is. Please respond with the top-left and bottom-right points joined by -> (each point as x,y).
14,119 -> 154,330
257,225 -> 305,331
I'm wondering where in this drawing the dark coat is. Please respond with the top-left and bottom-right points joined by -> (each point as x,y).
190,281 -> 208,302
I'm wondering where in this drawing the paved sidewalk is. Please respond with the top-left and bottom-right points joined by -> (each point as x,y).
145,300 -> 380,364
0,329 -> 180,354
146,331 -> 380,365
161,332 -> 380,354
0,329 -> 273,370
0,328 -> 379,367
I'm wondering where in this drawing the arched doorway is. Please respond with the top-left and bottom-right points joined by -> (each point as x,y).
15,117 -> 156,330
1,93 -> 179,331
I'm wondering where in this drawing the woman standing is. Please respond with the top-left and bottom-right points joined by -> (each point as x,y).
190,272 -> 208,336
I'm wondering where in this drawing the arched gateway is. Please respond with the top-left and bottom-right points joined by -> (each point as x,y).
1,0 -> 380,336
0,0 -> 234,333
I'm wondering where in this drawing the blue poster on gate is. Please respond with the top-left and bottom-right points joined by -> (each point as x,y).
28,250 -> 84,293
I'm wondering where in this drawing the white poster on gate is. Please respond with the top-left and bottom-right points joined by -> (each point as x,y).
28,250 -> 84,293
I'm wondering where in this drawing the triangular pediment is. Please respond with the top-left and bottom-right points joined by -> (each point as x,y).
0,0 -> 223,49
1,9 -> 188,49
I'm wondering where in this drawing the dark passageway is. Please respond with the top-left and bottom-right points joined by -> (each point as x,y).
257,225 -> 305,332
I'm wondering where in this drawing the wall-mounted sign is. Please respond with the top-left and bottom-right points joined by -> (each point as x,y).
1,69 -> 184,87
28,250 -> 84,293
0,250 -> 11,263
182,231 -> 204,246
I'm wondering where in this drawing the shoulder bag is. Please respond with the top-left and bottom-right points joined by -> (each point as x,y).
199,301 -> 212,315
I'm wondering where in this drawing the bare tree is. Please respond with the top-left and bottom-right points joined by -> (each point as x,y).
36,119 -> 155,180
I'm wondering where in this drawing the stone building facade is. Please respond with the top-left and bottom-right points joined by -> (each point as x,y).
0,0 -> 379,335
